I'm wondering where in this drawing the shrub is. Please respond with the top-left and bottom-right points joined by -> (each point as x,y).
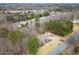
45,20 -> 73,36
53,8 -> 63,12
6,15 -> 14,22
35,17 -> 40,30
7,30 -> 21,44
42,11 -> 50,16
0,28 -> 9,38
27,36 -> 40,55
35,14 -> 43,18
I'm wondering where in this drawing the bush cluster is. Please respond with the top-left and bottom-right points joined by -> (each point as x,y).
27,36 -> 40,55
45,20 -> 73,36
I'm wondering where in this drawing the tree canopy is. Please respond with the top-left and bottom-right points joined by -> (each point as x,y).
45,20 -> 73,36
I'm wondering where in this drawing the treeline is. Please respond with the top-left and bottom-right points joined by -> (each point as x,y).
6,11 -> 50,23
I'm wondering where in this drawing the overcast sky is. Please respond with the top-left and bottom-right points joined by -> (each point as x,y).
0,0 -> 79,3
